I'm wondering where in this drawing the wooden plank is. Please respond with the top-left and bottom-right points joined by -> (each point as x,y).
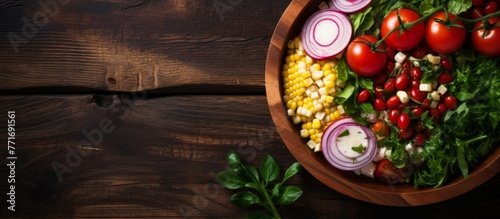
0,95 -> 499,218
0,0 -> 290,93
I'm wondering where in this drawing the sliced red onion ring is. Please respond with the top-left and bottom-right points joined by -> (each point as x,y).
301,9 -> 352,60
321,119 -> 378,171
328,0 -> 372,14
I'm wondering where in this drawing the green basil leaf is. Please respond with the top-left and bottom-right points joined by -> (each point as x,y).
227,151 -> 241,168
282,162 -> 301,183
244,165 -> 260,183
230,191 -> 261,208
336,58 -> 350,82
272,183 -> 281,198
275,186 -> 303,205
244,211 -> 274,219
216,169 -> 248,190
259,155 -> 280,184
245,182 -> 260,190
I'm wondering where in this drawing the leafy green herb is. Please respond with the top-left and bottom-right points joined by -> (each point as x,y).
216,152 -> 302,219
351,144 -> 367,154
339,129 -> 350,137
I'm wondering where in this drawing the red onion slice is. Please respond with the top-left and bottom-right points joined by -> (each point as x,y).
328,0 -> 372,14
301,9 -> 352,60
321,119 -> 378,171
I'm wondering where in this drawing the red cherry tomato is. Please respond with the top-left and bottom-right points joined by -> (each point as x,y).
440,57 -> 453,71
411,42 -> 430,59
411,107 -> 424,117
381,9 -> 425,51
389,108 -> 401,124
373,120 -> 390,138
398,127 -> 414,140
472,7 -> 486,19
395,73 -> 410,90
374,85 -> 385,98
429,108 -> 441,122
373,72 -> 389,85
357,89 -> 371,103
374,98 -> 387,111
398,113 -> 411,130
420,99 -> 431,110
409,88 -> 425,103
411,79 -> 420,89
384,78 -> 396,94
484,1 -> 499,15
437,72 -> 454,84
425,11 -> 466,54
347,35 -> 388,77
473,0 -> 487,7
375,159 -> 406,184
472,17 -> 500,57
411,67 -> 422,79
445,95 -> 458,110
437,103 -> 448,116
414,133 -> 427,147
386,96 -> 401,109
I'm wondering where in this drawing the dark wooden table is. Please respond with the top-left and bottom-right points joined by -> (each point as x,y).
1,0 -> 499,218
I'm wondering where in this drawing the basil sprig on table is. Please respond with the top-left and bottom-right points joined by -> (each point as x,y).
216,151 -> 302,219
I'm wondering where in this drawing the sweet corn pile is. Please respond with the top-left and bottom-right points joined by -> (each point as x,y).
282,37 -> 345,152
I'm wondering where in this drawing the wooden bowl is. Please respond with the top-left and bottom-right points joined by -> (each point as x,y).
265,0 -> 500,206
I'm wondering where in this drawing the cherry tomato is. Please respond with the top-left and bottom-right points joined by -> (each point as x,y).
445,95 -> 458,110
420,99 -> 431,110
398,113 -> 411,130
414,133 -> 427,147
411,42 -> 430,59
401,60 -> 412,74
357,89 -> 371,103
373,98 -> 387,111
395,74 -> 410,90
473,0 -> 487,7
398,127 -> 414,140
411,107 -> 424,117
373,120 -> 390,139
374,85 -> 385,98
386,47 -> 397,61
347,35 -> 388,77
409,88 -> 425,103
484,1 -> 499,15
437,103 -> 448,116
472,7 -> 485,19
385,61 -> 396,75
373,72 -> 389,85
389,108 -> 401,124
425,11 -> 466,54
440,57 -> 453,71
384,78 -> 396,94
437,72 -> 454,84
410,67 -> 422,79
429,108 -> 441,122
411,79 -> 420,89
381,9 -> 425,51
472,17 -> 500,57
375,159 -> 406,184
386,96 -> 401,109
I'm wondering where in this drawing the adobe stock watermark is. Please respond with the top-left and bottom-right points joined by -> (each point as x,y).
51,91 -> 146,183
179,120 -> 277,218
213,0 -> 243,21
7,0 -> 70,53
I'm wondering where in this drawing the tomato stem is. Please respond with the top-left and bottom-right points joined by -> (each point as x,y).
373,6 -> 444,51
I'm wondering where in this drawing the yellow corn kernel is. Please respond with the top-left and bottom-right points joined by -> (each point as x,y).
287,40 -> 295,49
322,63 -> 332,71
310,134 -> 317,141
311,63 -> 321,71
332,111 -> 341,120
313,119 -> 321,129
325,95 -> 334,103
309,129 -> 316,136
290,101 -> 297,110
305,121 -> 313,130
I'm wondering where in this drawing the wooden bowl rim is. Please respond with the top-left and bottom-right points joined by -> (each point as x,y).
265,0 -> 500,206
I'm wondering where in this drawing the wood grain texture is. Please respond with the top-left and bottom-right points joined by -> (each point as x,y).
1,95 -> 499,218
0,0 -> 290,93
265,0 -> 500,206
